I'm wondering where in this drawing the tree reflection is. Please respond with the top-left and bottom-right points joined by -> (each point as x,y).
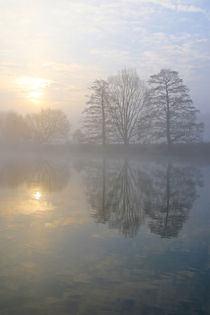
0,159 -> 70,192
105,160 -> 146,237
83,159 -> 202,238
83,159 -> 145,237
82,159 -> 110,224
144,163 -> 202,238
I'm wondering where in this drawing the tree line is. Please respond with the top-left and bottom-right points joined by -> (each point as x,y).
0,109 -> 70,145
81,68 -> 204,145
0,68 -> 204,146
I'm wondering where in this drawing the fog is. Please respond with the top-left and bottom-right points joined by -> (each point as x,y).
0,1 -> 210,314
0,68 -> 208,149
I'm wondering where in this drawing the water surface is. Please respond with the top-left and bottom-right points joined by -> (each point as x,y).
0,155 -> 209,314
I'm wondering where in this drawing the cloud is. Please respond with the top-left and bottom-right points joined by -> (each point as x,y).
0,0 -> 209,118
177,4 -> 204,13
88,28 -> 210,79
130,0 -> 206,14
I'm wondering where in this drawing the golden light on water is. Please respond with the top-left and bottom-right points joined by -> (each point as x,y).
34,191 -> 41,200
17,77 -> 51,104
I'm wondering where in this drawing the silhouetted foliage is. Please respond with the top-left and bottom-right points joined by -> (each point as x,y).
82,68 -> 204,145
0,69 -> 204,147
0,109 -> 70,145
0,111 -> 29,144
107,68 -> 148,144
146,69 -> 204,144
26,109 -> 70,144
82,80 -> 111,144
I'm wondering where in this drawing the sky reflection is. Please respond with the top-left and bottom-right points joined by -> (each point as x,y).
0,157 -> 209,314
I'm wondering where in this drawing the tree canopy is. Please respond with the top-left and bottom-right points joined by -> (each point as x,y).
82,80 -> 111,144
0,109 -> 70,145
146,69 -> 204,144
82,68 -> 203,145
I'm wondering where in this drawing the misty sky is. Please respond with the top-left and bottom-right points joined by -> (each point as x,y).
0,0 -> 210,125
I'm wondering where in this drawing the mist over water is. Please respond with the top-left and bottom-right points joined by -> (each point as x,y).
0,154 -> 209,314
1,0 -> 210,313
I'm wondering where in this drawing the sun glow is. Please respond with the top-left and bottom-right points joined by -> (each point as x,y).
34,191 -> 41,200
17,77 -> 51,104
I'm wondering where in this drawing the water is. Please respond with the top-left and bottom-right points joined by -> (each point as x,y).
0,155 -> 209,315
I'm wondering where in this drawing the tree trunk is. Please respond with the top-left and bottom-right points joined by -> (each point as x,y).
101,91 -> 106,146
165,85 -> 171,145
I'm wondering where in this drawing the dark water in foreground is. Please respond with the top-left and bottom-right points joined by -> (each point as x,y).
0,156 -> 209,315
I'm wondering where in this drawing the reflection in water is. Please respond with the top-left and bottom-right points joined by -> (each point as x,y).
0,158 -> 71,215
84,159 -> 145,237
0,159 -> 70,192
144,163 -> 202,238
34,191 -> 41,200
0,156 -> 209,314
83,159 -> 203,238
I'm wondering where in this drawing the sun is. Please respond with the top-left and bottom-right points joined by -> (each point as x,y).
17,76 -> 51,104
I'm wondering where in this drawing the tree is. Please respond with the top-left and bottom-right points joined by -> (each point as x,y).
0,111 -> 29,144
26,109 -> 70,144
82,80 -> 110,145
107,68 -> 148,145
147,69 -> 203,144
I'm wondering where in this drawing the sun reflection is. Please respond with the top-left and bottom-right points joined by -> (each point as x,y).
34,191 -> 41,200
17,76 -> 51,104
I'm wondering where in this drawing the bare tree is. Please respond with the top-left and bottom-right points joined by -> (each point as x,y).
26,109 -> 70,144
107,68 -> 148,145
147,69 -> 203,144
82,80 -> 110,145
0,111 -> 29,144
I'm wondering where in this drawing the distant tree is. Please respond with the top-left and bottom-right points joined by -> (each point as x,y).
26,109 -> 70,144
147,69 -> 203,144
0,112 -> 5,141
0,111 -> 29,144
107,68 -> 148,145
82,80 -> 110,144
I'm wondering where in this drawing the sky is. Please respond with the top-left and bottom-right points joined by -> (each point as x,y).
0,0 -> 210,128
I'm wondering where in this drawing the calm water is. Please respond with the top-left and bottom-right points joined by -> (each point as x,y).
0,155 -> 209,315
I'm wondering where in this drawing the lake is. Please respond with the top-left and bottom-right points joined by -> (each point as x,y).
0,155 -> 209,315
